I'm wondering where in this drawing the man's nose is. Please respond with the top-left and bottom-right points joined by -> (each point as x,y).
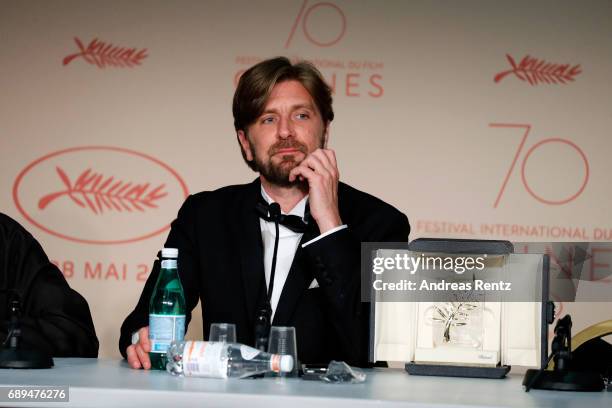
277,116 -> 294,139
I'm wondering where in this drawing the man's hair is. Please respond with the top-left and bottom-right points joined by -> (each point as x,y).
233,57 -> 334,170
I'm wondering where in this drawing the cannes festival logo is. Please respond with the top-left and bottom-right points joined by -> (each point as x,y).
63,37 -> 148,69
38,168 -> 167,214
13,146 -> 189,244
494,54 -> 581,86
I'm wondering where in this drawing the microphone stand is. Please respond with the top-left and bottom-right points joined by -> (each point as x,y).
0,289 -> 53,369
254,203 -> 281,352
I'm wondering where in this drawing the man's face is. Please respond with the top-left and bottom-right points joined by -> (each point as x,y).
237,80 -> 328,187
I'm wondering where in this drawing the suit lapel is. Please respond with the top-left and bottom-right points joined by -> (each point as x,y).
272,225 -> 320,326
273,185 -> 349,325
234,179 -> 265,328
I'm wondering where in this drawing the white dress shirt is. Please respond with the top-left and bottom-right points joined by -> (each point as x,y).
259,187 -> 347,321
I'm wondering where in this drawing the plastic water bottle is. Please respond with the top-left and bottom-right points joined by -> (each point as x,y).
166,341 -> 294,379
149,248 -> 186,370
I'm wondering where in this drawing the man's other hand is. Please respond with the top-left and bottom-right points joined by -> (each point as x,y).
126,326 -> 151,369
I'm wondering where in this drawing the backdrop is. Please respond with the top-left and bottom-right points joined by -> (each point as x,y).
1,0 -> 610,357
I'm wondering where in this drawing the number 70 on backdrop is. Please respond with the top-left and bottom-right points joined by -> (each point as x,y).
489,123 -> 589,208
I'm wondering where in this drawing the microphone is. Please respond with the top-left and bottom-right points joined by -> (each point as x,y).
0,289 -> 53,369
523,314 -> 604,392
254,303 -> 272,352
268,202 -> 281,220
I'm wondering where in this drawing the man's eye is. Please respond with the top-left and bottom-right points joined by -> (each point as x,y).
262,117 -> 275,124
296,113 -> 309,120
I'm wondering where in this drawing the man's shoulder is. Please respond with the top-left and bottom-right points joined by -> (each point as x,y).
0,213 -> 19,231
182,180 -> 258,212
338,182 -> 409,240
0,213 -> 33,243
338,182 -> 404,219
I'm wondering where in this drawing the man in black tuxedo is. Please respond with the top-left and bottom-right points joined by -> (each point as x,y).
120,57 -> 409,368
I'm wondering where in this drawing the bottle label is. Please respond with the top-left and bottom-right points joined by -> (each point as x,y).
183,341 -> 228,378
149,314 -> 185,353
270,355 -> 282,373
239,345 -> 260,361
161,259 -> 177,269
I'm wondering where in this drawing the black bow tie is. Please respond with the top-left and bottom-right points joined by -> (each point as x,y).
255,196 -> 312,234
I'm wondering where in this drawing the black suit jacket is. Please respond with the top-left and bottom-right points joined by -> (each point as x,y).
119,179 -> 409,366
0,213 -> 99,357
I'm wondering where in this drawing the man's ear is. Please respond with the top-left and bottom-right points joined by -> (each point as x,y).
237,130 -> 253,161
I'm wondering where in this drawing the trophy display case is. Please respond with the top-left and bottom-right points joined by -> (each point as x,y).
368,239 -> 551,378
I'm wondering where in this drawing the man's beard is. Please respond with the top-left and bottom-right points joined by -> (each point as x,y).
250,139 -> 310,187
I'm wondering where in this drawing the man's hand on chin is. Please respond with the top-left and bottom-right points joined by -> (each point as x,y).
289,148 -> 342,233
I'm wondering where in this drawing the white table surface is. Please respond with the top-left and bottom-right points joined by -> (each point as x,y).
0,358 -> 609,408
